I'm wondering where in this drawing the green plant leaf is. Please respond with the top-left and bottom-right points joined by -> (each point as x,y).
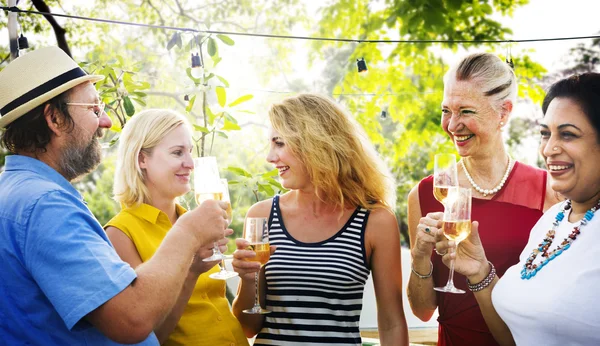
257,183 -> 275,196
167,32 -> 179,50
123,96 -> 135,117
223,112 -> 238,124
222,119 -> 241,131
228,94 -> 253,107
207,37 -> 218,57
206,107 -> 217,125
261,169 -> 279,178
216,34 -> 235,46
193,124 -> 210,133
131,98 -> 146,106
216,131 -> 228,138
216,86 -> 226,107
186,95 -> 197,113
216,75 -> 230,87
227,166 -> 253,178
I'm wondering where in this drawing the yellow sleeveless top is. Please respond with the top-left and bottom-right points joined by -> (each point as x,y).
105,203 -> 248,346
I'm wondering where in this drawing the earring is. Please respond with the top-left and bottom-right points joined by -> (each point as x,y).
500,121 -> 505,127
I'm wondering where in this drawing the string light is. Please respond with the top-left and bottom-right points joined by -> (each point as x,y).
1,6 -> 600,45
190,53 -> 203,79
357,58 -> 367,73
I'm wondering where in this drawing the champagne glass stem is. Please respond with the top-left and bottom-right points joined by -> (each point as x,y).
253,271 -> 260,310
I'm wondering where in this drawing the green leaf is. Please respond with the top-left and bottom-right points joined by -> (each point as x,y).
131,91 -> 147,98
131,98 -> 146,106
207,37 -> 218,57
136,81 -> 151,90
257,183 -> 275,196
227,166 -> 253,178
216,86 -> 226,107
167,32 -> 179,50
228,94 -> 253,107
228,180 -> 240,184
216,75 -> 230,87
222,119 -> 241,131
216,131 -> 228,139
185,67 -> 202,84
186,95 -> 197,113
212,56 -> 222,67
264,177 -> 284,190
481,3 -> 493,14
176,32 -> 183,48
216,34 -> 235,46
223,112 -> 238,124
193,124 -> 210,133
123,96 -> 135,117
206,107 -> 217,125
261,169 -> 279,178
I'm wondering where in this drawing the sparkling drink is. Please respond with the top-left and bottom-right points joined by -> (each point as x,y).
433,186 -> 452,203
195,192 -> 233,222
442,220 -> 471,242
244,243 -> 271,265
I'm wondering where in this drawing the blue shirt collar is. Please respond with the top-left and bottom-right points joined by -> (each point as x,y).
4,155 -> 83,200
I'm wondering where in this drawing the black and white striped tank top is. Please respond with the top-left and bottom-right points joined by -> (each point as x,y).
254,195 -> 371,346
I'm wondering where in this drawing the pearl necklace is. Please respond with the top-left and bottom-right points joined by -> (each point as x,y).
521,199 -> 600,279
461,157 -> 513,197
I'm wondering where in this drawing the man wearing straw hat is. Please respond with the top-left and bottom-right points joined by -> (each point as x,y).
0,46 -> 229,345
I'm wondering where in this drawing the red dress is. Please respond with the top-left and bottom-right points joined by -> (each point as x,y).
418,161 -> 547,346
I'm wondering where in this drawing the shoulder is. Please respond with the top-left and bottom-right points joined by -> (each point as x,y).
514,160 -> 545,175
246,198 -> 275,219
365,208 -> 399,236
104,211 -> 134,238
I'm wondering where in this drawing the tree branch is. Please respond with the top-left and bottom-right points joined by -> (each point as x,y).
30,0 -> 71,57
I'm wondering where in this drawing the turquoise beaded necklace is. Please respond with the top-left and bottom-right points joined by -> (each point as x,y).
521,199 -> 600,280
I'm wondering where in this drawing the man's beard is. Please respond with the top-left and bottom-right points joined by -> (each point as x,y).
59,126 -> 103,181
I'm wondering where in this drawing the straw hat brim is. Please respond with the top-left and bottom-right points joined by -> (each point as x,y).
0,74 -> 104,129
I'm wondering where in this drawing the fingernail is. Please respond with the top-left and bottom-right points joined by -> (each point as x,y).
448,241 -> 455,247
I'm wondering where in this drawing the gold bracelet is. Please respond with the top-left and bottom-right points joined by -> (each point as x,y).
411,261 -> 433,279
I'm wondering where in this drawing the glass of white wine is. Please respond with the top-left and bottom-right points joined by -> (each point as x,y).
242,217 -> 271,315
433,153 -> 459,205
434,187 -> 472,294
194,157 -> 238,280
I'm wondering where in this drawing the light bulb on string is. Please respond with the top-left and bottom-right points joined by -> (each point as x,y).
190,53 -> 204,79
356,58 -> 367,73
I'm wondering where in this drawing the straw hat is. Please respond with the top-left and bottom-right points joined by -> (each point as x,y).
0,46 -> 104,129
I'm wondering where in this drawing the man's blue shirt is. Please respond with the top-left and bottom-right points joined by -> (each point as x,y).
0,155 -> 158,345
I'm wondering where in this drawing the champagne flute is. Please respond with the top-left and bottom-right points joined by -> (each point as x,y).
194,157 -> 238,280
434,187 -> 472,294
242,217 -> 271,315
208,179 -> 238,280
433,153 -> 459,205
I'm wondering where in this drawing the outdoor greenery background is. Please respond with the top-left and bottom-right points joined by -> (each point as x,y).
0,0 -> 598,250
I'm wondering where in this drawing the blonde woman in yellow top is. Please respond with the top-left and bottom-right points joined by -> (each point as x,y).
105,109 -> 248,346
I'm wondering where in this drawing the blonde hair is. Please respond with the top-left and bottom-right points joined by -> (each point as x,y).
269,93 -> 396,210
113,108 -> 191,207
444,52 -> 517,111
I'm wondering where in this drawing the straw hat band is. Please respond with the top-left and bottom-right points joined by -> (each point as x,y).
0,67 -> 86,116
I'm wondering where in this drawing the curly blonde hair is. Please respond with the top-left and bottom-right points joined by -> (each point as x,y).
268,93 -> 396,210
113,108 -> 191,207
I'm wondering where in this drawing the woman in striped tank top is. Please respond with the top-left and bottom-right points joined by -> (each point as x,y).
231,94 -> 409,346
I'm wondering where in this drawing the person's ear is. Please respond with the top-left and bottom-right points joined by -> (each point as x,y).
500,99 -> 513,124
44,104 -> 64,137
138,151 -> 147,169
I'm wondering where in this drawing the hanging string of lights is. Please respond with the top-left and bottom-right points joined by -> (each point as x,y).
2,6 -> 600,45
